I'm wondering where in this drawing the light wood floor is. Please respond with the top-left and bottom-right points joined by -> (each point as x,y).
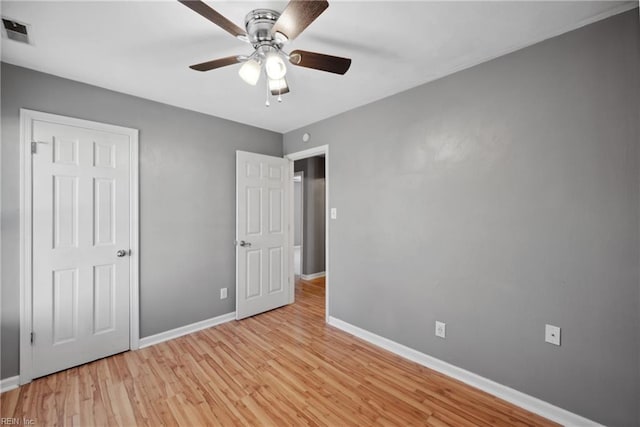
1,277 -> 557,426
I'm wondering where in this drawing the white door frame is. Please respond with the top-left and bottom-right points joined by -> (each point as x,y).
285,145 -> 329,322
19,109 -> 140,385
293,171 -> 304,277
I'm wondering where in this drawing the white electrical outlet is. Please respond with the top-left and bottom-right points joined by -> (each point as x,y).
545,324 -> 561,346
330,208 -> 337,219
435,321 -> 446,339
220,288 -> 228,299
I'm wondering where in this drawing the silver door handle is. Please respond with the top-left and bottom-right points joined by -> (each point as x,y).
116,249 -> 128,257
238,240 -> 251,247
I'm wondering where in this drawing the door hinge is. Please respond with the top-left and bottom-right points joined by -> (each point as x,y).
30,332 -> 34,344
31,140 -> 49,154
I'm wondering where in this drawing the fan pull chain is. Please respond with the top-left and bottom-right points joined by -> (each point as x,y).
265,76 -> 270,107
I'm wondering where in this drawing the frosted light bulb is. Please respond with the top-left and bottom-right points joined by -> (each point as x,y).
238,59 -> 261,86
265,53 -> 287,80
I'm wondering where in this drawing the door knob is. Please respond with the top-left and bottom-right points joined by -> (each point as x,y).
238,240 -> 251,247
116,249 -> 128,257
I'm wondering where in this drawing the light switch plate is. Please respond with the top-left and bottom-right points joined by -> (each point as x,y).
545,324 -> 561,346
435,321 -> 446,339
220,288 -> 228,299
330,208 -> 337,219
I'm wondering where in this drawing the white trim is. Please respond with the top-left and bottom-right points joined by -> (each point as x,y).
294,171 -> 304,279
139,312 -> 236,349
0,376 -> 20,394
287,163 -> 296,304
19,109 -> 33,386
285,145 -> 330,322
129,124 -> 140,351
19,109 -> 140,384
301,271 -> 326,280
328,316 -> 603,427
285,145 -> 329,161
286,163 -> 297,305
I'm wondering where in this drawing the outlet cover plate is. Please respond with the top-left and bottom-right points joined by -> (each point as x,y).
545,324 -> 561,346
220,288 -> 228,299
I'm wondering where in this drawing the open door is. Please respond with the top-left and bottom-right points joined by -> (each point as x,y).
236,151 -> 291,319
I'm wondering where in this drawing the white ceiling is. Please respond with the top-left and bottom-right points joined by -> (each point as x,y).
1,1 -> 635,133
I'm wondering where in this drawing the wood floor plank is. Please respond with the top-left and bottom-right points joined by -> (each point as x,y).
1,277 -> 558,426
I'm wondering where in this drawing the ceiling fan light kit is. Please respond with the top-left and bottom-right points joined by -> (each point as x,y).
238,58 -> 262,86
179,0 -> 351,107
265,52 -> 287,80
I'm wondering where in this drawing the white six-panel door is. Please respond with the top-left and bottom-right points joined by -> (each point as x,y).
31,119 -> 131,378
236,151 -> 291,319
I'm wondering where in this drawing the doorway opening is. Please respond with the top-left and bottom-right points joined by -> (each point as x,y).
286,145 -> 329,321
293,156 -> 325,280
293,171 -> 304,277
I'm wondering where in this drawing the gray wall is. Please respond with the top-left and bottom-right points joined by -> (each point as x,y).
284,10 -> 639,427
0,63 -> 282,379
294,157 -> 326,275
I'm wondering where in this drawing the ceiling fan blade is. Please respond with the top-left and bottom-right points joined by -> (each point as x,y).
190,56 -> 241,71
178,0 -> 246,38
271,0 -> 329,41
289,50 -> 351,75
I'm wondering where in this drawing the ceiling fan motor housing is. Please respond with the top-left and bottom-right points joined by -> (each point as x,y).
245,9 -> 283,48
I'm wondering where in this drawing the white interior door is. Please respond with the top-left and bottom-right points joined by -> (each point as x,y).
32,119 -> 131,378
236,151 -> 291,320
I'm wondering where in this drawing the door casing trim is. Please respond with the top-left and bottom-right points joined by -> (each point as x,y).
293,171 -> 304,278
19,109 -> 140,384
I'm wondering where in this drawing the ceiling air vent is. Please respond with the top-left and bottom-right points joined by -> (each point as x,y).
2,18 -> 31,44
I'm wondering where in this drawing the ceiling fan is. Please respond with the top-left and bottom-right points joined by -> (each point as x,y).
178,0 -> 351,105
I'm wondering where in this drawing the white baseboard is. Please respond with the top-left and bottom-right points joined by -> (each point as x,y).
139,312 -> 236,349
301,271 -> 326,280
0,376 -> 19,393
327,316 -> 602,427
